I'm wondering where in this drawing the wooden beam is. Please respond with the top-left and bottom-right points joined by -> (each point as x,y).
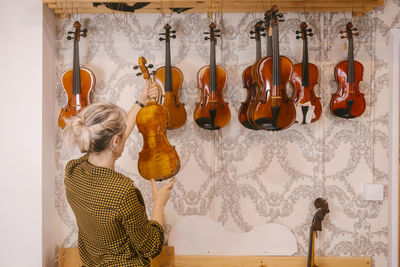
174,255 -> 372,267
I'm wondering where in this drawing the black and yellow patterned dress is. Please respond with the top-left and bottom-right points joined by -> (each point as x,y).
64,155 -> 164,266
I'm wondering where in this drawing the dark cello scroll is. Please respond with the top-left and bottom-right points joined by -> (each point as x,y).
292,22 -> 322,124
252,6 -> 296,131
194,22 -> 231,130
135,57 -> 180,181
330,22 -> 366,119
238,21 -> 265,130
58,21 -> 95,129
154,24 -> 187,130
307,198 -> 330,267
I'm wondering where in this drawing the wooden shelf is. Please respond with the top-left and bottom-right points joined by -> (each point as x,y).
44,0 -> 384,17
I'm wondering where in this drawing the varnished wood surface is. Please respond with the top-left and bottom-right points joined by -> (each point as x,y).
43,0 -> 384,17
330,60 -> 366,118
136,102 -> 180,180
291,63 -> 322,123
174,255 -> 372,267
58,67 -> 95,129
153,67 -> 187,130
239,64 -> 259,130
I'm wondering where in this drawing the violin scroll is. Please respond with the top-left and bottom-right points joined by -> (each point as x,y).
311,198 -> 330,232
67,21 -> 87,41
296,22 -> 313,40
339,22 -> 359,39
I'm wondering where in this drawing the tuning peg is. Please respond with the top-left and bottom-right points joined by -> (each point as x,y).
67,31 -> 74,34
278,19 -> 285,22
261,33 -> 267,37
216,35 -> 221,37
159,32 -> 166,35
308,33 -> 314,37
339,30 -> 346,34
81,29 -> 88,33
136,72 -> 142,76
171,30 -> 176,33
80,33 -> 87,37
171,35 -> 176,39
67,36 -> 73,40
250,36 -> 256,39
306,28 -> 312,32
215,29 -> 221,33
295,30 -> 301,34
133,65 -> 139,70
352,28 -> 358,31
205,37 -> 210,40
296,36 -> 301,39
147,64 -> 153,68
354,32 -> 359,36
203,32 -> 210,34
159,37 -> 165,41
250,30 -> 255,34
151,71 -> 156,75
340,36 -> 346,39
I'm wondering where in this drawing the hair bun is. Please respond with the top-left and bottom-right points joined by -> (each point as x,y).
64,115 -> 92,153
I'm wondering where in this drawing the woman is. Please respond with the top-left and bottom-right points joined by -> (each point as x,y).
63,80 -> 175,266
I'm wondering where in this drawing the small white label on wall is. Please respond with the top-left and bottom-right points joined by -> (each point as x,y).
363,183 -> 384,201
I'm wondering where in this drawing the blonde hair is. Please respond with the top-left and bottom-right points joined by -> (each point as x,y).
63,103 -> 127,153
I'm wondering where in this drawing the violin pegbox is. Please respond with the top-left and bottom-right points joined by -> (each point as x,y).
204,22 -> 221,42
159,24 -> 176,42
270,5 -> 284,25
134,57 -> 155,78
296,22 -> 313,40
67,21 -> 87,41
339,22 -> 359,40
250,21 -> 266,41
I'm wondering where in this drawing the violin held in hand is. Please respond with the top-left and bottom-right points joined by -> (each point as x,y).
194,22 -> 231,130
291,22 -> 322,124
330,22 -> 365,119
154,24 -> 187,130
58,21 -> 95,129
135,57 -> 180,181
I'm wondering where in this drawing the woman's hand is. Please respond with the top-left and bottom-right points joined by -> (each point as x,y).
138,80 -> 160,105
151,178 -> 175,208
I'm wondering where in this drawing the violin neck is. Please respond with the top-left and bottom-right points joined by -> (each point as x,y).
272,24 -> 280,86
266,34 -> 272,57
256,37 -> 261,61
307,228 -> 315,267
209,39 -> 217,92
72,39 -> 82,95
347,37 -> 355,84
165,39 -> 173,92
302,36 -> 310,87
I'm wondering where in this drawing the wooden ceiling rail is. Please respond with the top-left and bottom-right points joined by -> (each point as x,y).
43,0 -> 384,17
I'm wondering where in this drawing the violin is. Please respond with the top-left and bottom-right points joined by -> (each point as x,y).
247,11 -> 273,129
238,21 -> 265,130
307,198 -> 329,267
292,22 -> 322,124
252,6 -> 296,131
154,24 -> 187,130
330,22 -> 366,119
135,57 -> 180,181
58,21 -> 95,129
194,22 -> 231,130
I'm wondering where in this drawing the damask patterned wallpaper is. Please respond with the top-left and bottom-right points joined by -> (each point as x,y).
54,1 -> 398,266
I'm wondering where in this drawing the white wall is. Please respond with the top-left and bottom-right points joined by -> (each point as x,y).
43,4 -> 57,267
0,0 -> 43,266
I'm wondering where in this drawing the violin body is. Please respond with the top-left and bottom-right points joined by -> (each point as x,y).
136,102 -> 180,180
292,63 -> 322,123
252,55 -> 295,130
58,67 -> 95,128
239,65 -> 259,129
135,56 -> 180,181
331,60 -> 365,118
194,65 -> 231,130
154,66 -> 187,129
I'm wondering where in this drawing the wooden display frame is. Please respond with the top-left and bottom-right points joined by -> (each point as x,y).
43,0 -> 384,17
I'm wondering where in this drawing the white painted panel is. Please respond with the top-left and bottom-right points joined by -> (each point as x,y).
168,216 -> 297,256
